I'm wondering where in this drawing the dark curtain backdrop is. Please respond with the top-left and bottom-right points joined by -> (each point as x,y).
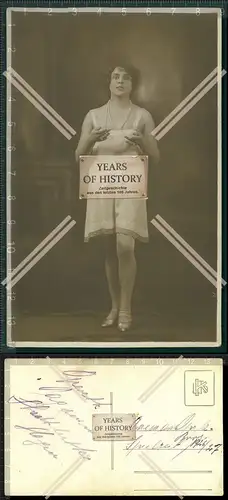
10,13 -> 218,337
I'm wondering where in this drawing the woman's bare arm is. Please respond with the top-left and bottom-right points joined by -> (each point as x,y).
124,109 -> 160,163
75,112 -> 110,163
75,112 -> 94,163
141,110 -> 160,164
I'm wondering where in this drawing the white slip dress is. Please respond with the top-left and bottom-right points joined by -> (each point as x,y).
84,102 -> 149,243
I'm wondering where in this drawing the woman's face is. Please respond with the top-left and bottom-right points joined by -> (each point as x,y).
109,67 -> 133,97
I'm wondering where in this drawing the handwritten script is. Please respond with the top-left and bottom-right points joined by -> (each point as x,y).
8,369 -> 109,461
126,413 -> 222,459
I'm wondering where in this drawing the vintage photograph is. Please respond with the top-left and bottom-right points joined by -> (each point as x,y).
5,7 -> 223,347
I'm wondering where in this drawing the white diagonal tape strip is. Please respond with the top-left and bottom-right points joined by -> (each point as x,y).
7,220 -> 76,289
152,219 -> 219,288
156,215 -> 226,286
152,67 -> 218,136
4,71 -> 73,140
8,66 -> 76,136
153,70 -> 226,141
3,65 -> 225,293
140,452 -> 184,499
139,360 -> 182,403
2,216 -> 72,286
44,457 -> 85,499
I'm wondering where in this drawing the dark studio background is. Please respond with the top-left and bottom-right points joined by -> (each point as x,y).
9,12 -> 219,342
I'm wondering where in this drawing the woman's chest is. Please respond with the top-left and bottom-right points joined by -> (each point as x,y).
93,106 -> 143,131
93,129 -> 141,155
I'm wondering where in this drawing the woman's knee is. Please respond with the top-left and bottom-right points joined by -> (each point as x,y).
103,235 -> 116,257
116,234 -> 135,259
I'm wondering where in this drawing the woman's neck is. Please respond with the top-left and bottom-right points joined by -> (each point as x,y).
109,94 -> 131,108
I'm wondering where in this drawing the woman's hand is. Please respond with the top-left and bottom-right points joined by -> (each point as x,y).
124,130 -> 144,148
75,112 -> 110,163
89,127 -> 110,146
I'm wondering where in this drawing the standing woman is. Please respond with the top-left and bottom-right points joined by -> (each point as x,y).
75,64 -> 159,332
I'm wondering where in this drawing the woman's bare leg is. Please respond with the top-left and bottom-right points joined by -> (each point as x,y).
116,234 -> 136,321
102,235 -> 120,325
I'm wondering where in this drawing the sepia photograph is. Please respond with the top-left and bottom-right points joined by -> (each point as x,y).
5,6 -> 224,347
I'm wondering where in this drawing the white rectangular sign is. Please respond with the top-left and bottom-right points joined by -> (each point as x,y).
92,413 -> 137,441
79,155 -> 148,199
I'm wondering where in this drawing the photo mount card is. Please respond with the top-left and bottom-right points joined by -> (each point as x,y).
0,5 -> 226,350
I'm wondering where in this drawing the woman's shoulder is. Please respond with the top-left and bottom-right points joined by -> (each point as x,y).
133,104 -> 153,120
90,104 -> 107,116
88,104 -> 107,126
132,104 -> 155,130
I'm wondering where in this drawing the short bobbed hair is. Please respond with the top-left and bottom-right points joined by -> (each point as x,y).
107,62 -> 141,93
